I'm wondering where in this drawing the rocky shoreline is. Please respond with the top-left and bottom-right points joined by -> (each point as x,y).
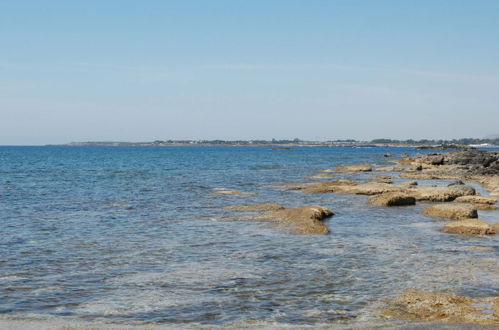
219,149 -> 499,326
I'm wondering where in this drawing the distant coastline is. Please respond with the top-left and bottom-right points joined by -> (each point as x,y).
57,138 -> 499,149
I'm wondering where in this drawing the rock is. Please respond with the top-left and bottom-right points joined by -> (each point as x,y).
254,206 -> 333,235
455,195 -> 497,205
422,204 -> 478,220
455,196 -> 498,210
399,181 -> 418,188
367,179 -> 393,184
325,163 -> 372,172
448,180 -> 465,186
441,219 -> 496,236
376,166 -> 404,172
375,175 -> 394,179
383,153 -> 392,157
224,204 -> 285,211
337,182 -> 402,195
383,289 -> 499,325
407,185 -> 475,202
368,192 -> 416,206
301,180 -> 357,194
424,154 -> 445,165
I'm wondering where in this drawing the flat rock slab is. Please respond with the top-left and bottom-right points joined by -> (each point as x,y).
455,195 -> 497,205
324,163 -> 373,172
440,219 -> 496,236
422,204 -> 478,220
368,192 -> 416,206
383,289 -> 499,325
407,185 -> 476,202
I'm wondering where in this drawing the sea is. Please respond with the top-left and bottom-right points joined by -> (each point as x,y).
0,146 -> 498,328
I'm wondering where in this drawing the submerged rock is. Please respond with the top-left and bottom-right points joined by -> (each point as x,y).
212,188 -> 256,195
383,289 -> 499,325
305,173 -> 334,179
224,204 -> 285,211
440,219 -> 496,236
324,163 -> 372,172
254,206 -> 333,235
422,204 -> 478,220
368,192 -> 416,207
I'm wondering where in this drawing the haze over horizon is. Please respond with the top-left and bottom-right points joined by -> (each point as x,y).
2,1 -> 499,145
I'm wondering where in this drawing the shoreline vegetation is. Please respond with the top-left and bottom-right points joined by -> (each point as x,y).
59,137 -> 499,148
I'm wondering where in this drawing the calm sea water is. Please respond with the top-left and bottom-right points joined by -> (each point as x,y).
0,146 -> 498,327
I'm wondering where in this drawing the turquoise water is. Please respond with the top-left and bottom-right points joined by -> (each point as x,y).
0,146 -> 498,327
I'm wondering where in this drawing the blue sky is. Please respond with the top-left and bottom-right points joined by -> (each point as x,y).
1,0 -> 499,144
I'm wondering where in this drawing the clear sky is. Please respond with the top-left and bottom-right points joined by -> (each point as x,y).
1,0 -> 499,145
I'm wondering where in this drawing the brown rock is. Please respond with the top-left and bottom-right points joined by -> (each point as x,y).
301,180 -> 357,194
407,185 -> 476,202
455,195 -> 497,205
325,163 -> 372,172
254,206 -> 333,235
422,204 -> 478,220
399,181 -> 418,188
441,219 -> 496,236
383,289 -> 499,325
224,204 -> 285,211
342,182 -> 402,195
368,192 -> 416,206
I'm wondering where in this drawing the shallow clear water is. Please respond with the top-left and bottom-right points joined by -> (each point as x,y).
0,146 -> 498,327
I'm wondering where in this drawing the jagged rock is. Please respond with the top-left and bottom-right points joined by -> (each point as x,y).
324,163 -> 372,172
368,192 -> 416,206
224,204 -> 285,211
383,153 -> 392,157
422,204 -> 478,220
441,219 -> 496,236
254,206 -> 333,235
382,289 -> 499,325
